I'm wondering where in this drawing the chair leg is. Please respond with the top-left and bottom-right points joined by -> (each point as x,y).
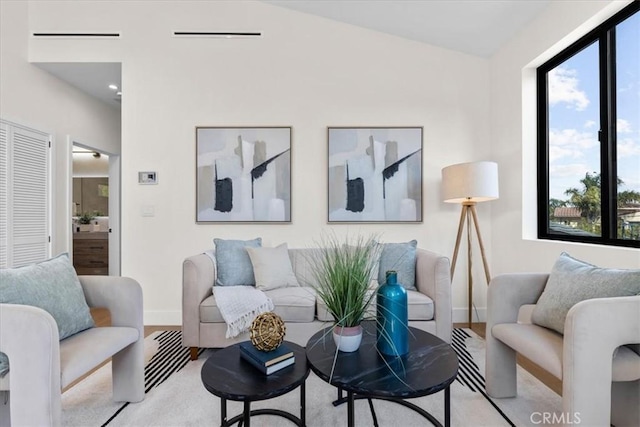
190,347 -> 199,361
485,336 -> 518,398
112,339 -> 145,403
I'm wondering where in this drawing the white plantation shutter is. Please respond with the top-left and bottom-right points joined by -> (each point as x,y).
0,122 -> 8,267
0,120 -> 51,268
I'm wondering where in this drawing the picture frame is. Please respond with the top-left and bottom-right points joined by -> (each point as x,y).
196,126 -> 291,223
327,126 -> 423,223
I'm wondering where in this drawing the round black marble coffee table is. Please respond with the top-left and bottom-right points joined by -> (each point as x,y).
306,322 -> 458,427
201,341 -> 309,427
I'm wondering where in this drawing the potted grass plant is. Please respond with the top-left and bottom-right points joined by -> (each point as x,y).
307,233 -> 381,352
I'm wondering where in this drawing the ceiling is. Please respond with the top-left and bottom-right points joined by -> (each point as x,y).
266,0 -> 550,58
35,62 -> 122,109
34,0 -> 550,110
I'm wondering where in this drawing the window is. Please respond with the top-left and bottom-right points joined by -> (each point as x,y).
537,2 -> 640,248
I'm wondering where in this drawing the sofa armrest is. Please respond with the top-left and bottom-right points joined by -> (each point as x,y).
562,295 -> 640,424
182,254 -> 215,347
415,248 -> 452,342
486,273 -> 549,330
0,304 -> 62,424
79,276 -> 143,334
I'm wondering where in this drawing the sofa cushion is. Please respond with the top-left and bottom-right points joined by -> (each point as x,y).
200,295 -> 225,323
492,322 -> 640,382
492,323 -> 564,379
214,237 -> 262,286
377,240 -> 417,290
246,243 -> 300,291
201,287 -> 316,324
317,289 -> 434,322
407,290 -> 435,320
289,248 -> 322,288
532,252 -> 640,334
59,326 -> 138,388
265,287 -> 316,322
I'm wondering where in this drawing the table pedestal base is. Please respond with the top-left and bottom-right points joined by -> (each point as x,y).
332,386 -> 450,427
220,383 -> 306,427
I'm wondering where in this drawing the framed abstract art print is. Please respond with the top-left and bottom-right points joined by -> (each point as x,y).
328,126 -> 423,223
196,126 -> 291,223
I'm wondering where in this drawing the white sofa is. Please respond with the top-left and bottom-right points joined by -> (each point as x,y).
182,247 -> 452,359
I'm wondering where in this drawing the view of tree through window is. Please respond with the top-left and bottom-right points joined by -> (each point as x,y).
615,11 -> 640,240
538,3 -> 639,247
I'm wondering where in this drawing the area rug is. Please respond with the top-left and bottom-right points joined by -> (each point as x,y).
62,329 -> 562,426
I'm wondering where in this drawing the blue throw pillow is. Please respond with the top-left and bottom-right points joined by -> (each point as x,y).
377,240 -> 418,290
0,253 -> 95,377
214,238 -> 262,286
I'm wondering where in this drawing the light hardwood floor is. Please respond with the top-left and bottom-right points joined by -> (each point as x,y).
90,309 -> 561,396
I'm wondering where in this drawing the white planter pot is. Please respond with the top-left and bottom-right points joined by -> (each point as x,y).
78,224 -> 92,232
332,325 -> 363,352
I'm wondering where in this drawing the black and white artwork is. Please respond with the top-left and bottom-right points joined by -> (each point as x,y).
196,127 -> 291,222
328,127 -> 422,223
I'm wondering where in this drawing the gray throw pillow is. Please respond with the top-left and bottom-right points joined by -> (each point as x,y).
377,240 -> 418,290
532,252 -> 640,335
0,253 -> 96,377
214,238 -> 262,286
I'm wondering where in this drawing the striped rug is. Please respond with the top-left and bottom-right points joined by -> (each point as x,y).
99,328 -> 514,426
451,328 -> 515,426
101,331 -> 203,426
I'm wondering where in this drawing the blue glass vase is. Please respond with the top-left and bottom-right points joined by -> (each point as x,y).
376,270 -> 408,356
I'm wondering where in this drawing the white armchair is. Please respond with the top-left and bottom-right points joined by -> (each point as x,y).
485,273 -> 640,427
0,276 -> 145,427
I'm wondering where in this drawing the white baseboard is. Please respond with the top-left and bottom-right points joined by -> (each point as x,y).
144,310 -> 181,326
453,307 -> 486,324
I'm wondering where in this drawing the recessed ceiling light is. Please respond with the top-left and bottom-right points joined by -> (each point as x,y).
108,84 -> 118,90
116,91 -> 122,96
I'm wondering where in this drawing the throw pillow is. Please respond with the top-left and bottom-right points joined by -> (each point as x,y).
214,237 -> 262,286
377,240 -> 418,290
246,243 -> 301,291
532,252 -> 640,335
0,253 -> 96,377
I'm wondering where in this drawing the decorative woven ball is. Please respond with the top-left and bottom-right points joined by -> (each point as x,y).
250,312 -> 286,351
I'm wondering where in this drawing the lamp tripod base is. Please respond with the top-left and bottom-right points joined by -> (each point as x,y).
450,202 -> 491,328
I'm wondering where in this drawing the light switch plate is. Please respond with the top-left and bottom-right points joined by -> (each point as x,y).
141,205 -> 155,217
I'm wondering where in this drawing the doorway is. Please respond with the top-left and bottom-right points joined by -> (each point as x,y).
70,142 -> 120,275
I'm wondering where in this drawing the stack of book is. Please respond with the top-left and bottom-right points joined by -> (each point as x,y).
239,342 -> 295,375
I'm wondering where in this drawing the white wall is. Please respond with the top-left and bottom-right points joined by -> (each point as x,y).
490,0 -> 640,275
4,0 -> 638,326
0,1 -> 121,257
23,0 -> 492,324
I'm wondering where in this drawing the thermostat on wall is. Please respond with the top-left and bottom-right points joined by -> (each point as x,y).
138,171 -> 157,184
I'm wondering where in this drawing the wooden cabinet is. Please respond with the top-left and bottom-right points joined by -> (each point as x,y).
73,233 -> 109,275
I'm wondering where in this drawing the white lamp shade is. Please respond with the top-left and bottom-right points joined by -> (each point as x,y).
441,161 -> 499,203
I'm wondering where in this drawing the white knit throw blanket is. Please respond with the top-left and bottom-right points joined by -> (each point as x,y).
212,286 -> 274,338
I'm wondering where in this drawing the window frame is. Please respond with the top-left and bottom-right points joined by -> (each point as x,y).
537,1 -> 640,248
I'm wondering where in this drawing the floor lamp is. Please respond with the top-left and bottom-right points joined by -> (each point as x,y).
441,161 -> 499,327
